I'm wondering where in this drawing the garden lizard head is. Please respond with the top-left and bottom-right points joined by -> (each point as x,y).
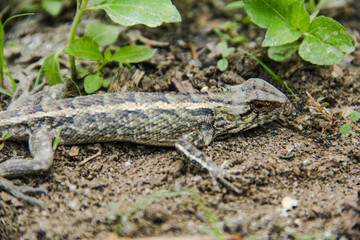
213,78 -> 291,137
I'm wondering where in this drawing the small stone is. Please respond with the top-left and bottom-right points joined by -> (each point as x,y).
281,196 -> 299,211
68,146 -> 80,156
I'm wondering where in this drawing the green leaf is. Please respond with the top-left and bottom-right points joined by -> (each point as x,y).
316,96 -> 325,102
217,58 -> 228,72
99,0 -> 181,27
102,78 -> 110,88
309,10 -> 319,22
299,34 -> 344,65
111,45 -> 154,63
43,52 -> 63,85
243,0 -> 309,30
225,1 -> 244,10
41,0 -> 63,17
52,128 -> 62,151
349,111 -> 360,122
287,0 -> 310,32
268,41 -> 300,61
2,131 -> 13,140
244,0 -> 309,47
65,39 -> 103,60
320,102 -> 329,108
88,0 -> 109,7
243,0 -> 288,28
104,48 -> 112,61
0,87 -> 13,96
263,20 -> 302,46
307,16 -> 355,54
216,40 -> 228,54
0,20 -> 4,79
299,16 -> 355,65
222,47 -> 235,58
84,74 -> 103,93
340,124 -> 351,134
84,23 -> 123,46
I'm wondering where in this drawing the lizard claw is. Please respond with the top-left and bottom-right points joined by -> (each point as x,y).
209,166 -> 247,195
0,177 -> 45,208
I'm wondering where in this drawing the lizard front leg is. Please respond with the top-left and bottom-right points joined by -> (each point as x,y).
0,127 -> 53,207
175,129 -> 242,194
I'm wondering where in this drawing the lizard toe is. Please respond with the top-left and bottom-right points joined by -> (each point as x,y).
0,177 -> 45,208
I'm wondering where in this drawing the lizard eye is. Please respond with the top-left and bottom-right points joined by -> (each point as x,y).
251,100 -> 271,113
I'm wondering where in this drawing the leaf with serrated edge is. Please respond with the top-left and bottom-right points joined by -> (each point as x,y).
299,34 -> 344,65
243,0 -> 292,28
308,16 -> 355,54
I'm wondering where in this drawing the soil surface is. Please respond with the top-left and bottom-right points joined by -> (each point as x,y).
1,0 -> 360,239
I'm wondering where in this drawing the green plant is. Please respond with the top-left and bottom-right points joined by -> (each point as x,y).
305,0 -> 341,14
41,0 -> 65,17
0,131 -> 14,151
339,111 -> 359,135
15,0 -> 66,17
214,20 -> 246,72
0,13 -> 34,96
43,0 -> 181,93
307,92 -> 360,134
108,189 -> 225,240
215,39 -> 235,72
241,0 -> 355,65
52,128 -> 62,150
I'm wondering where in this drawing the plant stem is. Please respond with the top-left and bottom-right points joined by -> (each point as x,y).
68,0 -> 89,81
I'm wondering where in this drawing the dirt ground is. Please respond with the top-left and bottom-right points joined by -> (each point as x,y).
0,0 -> 360,239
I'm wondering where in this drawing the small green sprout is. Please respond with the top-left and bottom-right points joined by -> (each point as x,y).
215,40 -> 235,72
307,92 -> 359,134
339,111 -> 360,135
307,92 -> 335,133
0,13 -> 34,95
240,0 -> 355,65
52,128 -> 62,151
214,20 -> 246,72
43,0 -> 181,93
0,131 -> 14,151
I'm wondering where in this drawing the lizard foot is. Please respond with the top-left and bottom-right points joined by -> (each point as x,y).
209,166 -> 250,195
0,177 -> 46,208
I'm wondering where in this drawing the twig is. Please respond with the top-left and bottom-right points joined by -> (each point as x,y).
79,149 -> 102,166
306,91 -> 335,132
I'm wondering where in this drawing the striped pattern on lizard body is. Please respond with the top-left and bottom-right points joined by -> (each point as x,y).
0,78 -> 290,207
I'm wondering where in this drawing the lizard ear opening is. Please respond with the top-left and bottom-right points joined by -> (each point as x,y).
223,113 -> 237,122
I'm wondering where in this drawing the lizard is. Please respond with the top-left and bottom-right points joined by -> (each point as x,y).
0,78 -> 290,207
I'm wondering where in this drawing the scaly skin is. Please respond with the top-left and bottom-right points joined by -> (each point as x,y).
0,78 -> 290,207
